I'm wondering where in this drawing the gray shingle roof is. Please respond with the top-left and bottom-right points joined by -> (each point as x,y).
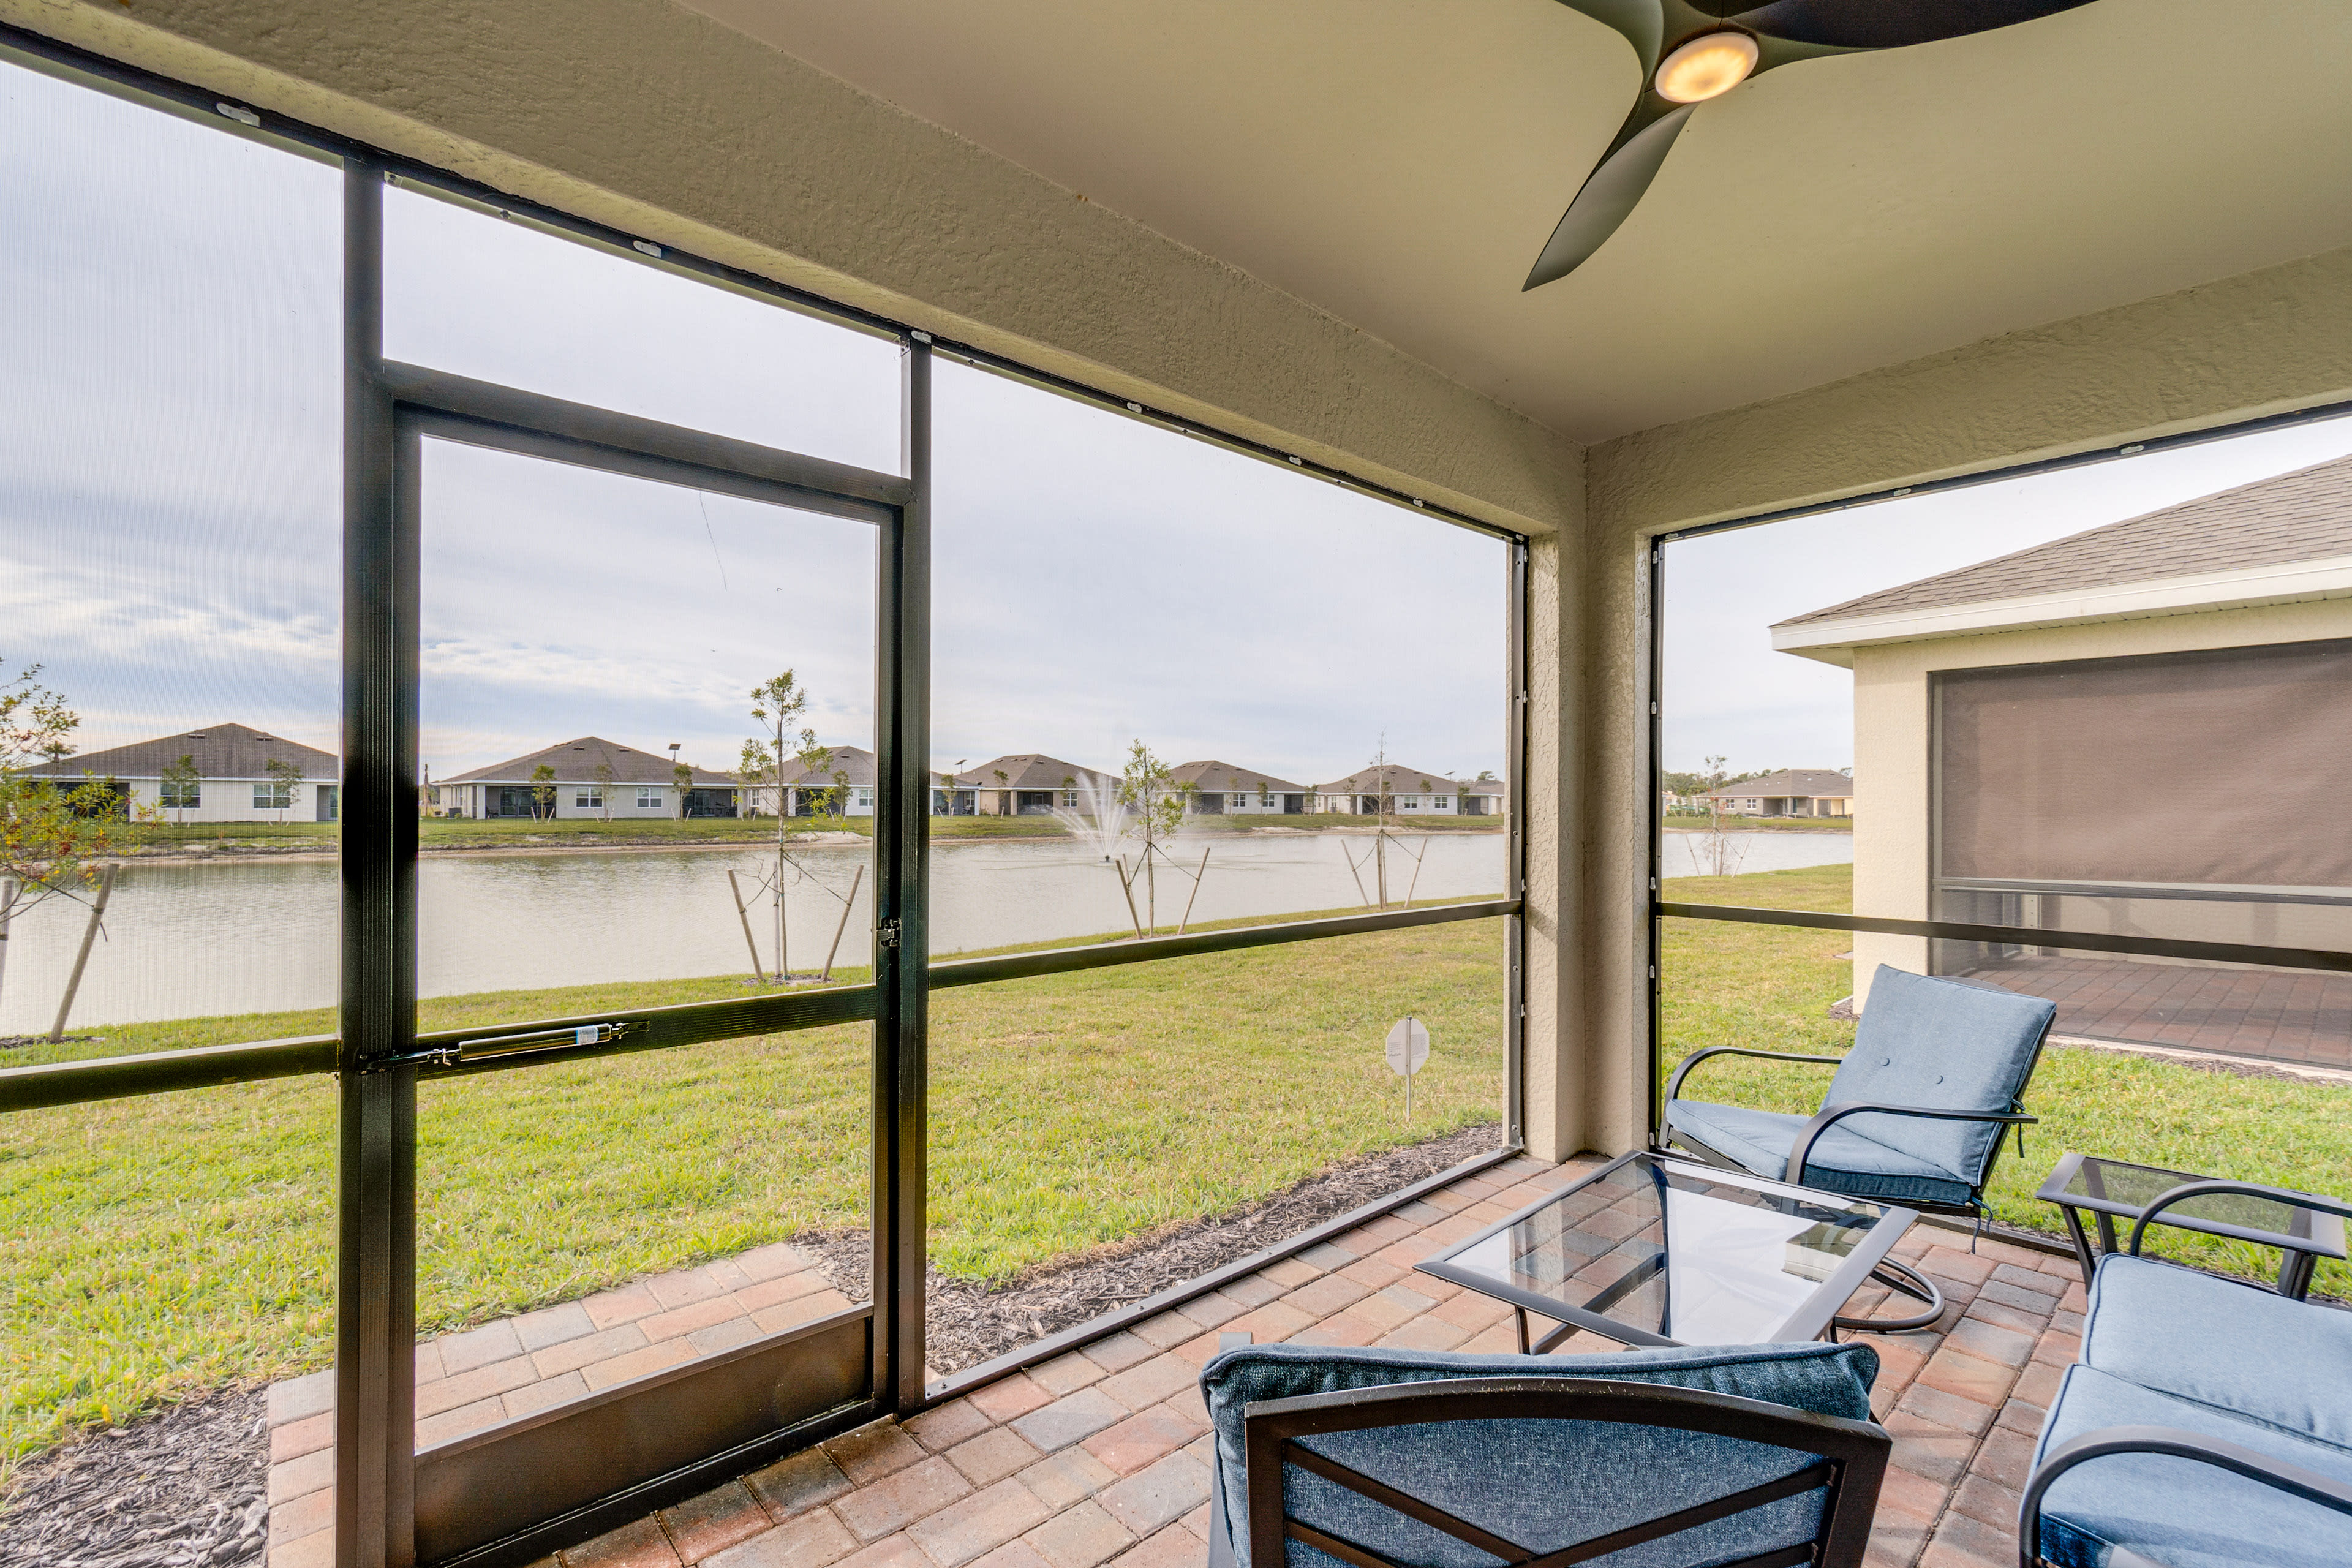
1313,764 -> 1460,794
442,737 -> 734,786
774,745 -> 876,788
1171,760 -> 1306,794
1698,769 -> 1853,799
951,754 -> 1116,791
26,722 -> 336,780
1776,450 -> 2352,628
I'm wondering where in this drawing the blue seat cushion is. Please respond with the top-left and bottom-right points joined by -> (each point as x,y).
2084,1254 -> 2352,1450
2031,1363 -> 2352,1568
1664,1098 -> 1976,1210
1200,1340 -> 1879,1568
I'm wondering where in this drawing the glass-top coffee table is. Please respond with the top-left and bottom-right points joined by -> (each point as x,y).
1417,1152 -> 1924,1351
2037,1150 -> 2349,1295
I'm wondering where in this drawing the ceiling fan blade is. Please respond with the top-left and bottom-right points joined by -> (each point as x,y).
1523,100 -> 1695,290
1553,0 -> 1668,74
1721,0 -> 2098,50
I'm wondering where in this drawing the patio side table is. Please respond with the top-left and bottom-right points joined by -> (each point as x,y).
2036,1150 -> 2348,1295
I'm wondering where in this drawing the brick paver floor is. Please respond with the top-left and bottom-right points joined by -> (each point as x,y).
1959,954 -> 2352,1069
267,1154 -> 2090,1568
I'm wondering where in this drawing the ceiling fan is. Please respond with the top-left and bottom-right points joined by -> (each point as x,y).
1525,0 -> 2100,290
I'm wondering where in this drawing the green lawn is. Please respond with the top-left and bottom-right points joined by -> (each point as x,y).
8,858 -> 2343,1470
1660,864 -> 2352,1300
0,915 -> 1502,1464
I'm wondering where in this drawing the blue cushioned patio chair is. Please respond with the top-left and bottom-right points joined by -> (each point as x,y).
1664,964 -> 2056,1332
1202,1336 -> 1890,1568
2018,1183 -> 2352,1568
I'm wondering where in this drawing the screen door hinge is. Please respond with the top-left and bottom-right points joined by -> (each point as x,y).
878,918 -> 902,949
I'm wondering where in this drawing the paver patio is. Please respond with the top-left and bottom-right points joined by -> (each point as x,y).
1961,952 -> 2352,1069
266,1153 -> 2092,1568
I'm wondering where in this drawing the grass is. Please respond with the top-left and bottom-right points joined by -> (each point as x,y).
1659,863 -> 2352,1302
1660,814 -> 1853,833
0,912 -> 1503,1464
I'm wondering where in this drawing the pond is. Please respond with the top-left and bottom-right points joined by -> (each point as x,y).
0,829 -> 1528,1032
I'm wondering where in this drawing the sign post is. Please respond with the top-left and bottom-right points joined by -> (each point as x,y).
1385,1016 -> 1430,1120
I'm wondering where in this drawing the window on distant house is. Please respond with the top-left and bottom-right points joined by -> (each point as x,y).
254,783 -> 294,810
1231,792 -> 1247,807
636,787 -> 662,809
576,789 -> 601,809
854,787 -> 873,809
1062,790 -> 1077,807
160,780 -> 200,809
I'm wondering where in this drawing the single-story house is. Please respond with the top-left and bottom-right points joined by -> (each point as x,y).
25,722 -> 340,824
1171,760 -> 1307,815
434,737 -> 737,820
746,745 -> 876,818
1695,768 -> 1853,818
1773,450 -> 2352,1031
949,753 -> 1118,816
1313,764 -> 1466,816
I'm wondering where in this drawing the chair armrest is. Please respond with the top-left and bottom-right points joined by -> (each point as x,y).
2126,1180 -> 2352,1257
1787,1101 -> 2035,1189
1664,1045 -> 1841,1107
2018,1423 -> 2352,1568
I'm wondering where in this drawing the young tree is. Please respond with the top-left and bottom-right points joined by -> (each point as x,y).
795,733 -> 836,821
529,763 -> 557,822
1696,753 -> 1749,876
673,758 -> 695,821
591,759 -> 617,823
1115,740 -> 1195,931
263,757 -> 303,825
1,662 -> 136,1012
160,753 -> 202,826
745,671 -> 812,979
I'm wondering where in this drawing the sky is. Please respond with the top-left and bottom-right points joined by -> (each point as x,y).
9,56 -> 2350,794
1,59 -> 1507,790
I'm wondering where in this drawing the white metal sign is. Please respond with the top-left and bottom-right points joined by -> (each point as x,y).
1385,1016 -> 1430,1118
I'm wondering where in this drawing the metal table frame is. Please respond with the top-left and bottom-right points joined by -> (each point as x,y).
2036,1150 -> 2349,1295
1417,1151 -> 1924,1352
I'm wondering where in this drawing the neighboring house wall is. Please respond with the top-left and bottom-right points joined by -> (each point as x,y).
129,775 -> 337,824
1845,596 -> 2352,992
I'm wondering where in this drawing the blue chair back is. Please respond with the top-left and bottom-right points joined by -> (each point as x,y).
1826,965 -> 2054,1182
1202,1341 -> 1888,1568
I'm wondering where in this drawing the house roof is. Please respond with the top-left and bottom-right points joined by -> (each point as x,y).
1699,769 -> 1853,800
1773,453 -> 2352,663
442,737 -> 734,787
1170,760 -> 1305,795
951,754 -> 1115,791
1313,764 -> 1460,794
26,722 -> 336,780
774,745 -> 876,788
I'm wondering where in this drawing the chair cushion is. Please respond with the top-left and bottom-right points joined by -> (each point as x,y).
1827,965 -> 2054,1184
2084,1254 -> 2352,1451
1200,1340 -> 1879,1568
2032,1363 -> 2352,1568
1664,1099 -> 1977,1210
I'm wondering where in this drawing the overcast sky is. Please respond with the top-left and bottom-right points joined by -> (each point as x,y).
8,58 -> 2349,795
2,60 -> 1506,790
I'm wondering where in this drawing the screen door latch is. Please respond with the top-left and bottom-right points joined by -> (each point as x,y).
877,918 -> 902,949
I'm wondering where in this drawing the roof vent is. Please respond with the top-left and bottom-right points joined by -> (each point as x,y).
189,732 -> 206,739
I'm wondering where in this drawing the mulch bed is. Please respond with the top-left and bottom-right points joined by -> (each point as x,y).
0,1388 -> 266,1568
795,1121 -> 1506,1373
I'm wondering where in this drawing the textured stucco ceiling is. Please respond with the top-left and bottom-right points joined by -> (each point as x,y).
681,0 -> 2352,443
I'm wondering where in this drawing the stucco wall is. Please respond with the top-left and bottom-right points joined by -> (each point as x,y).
1847,596 -> 2352,989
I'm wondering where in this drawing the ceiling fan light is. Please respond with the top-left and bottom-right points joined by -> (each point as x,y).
1653,31 -> 1759,104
